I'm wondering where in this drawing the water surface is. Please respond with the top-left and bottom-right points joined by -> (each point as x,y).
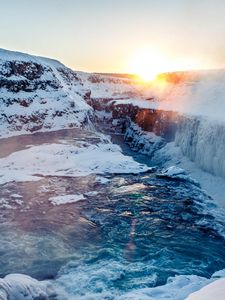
0,129 -> 224,297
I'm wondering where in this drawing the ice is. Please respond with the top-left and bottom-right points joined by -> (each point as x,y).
119,275 -> 209,300
159,166 -> 186,177
157,166 -> 199,185
0,142 -> 149,185
0,274 -> 49,300
125,121 -> 165,156
110,98 -> 158,109
186,278 -> 225,300
0,271 -> 222,300
49,194 -> 86,205
95,176 -> 110,184
174,117 -> 225,179
153,138 -> 225,208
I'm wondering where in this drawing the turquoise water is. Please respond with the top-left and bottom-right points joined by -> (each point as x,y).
0,130 -> 225,298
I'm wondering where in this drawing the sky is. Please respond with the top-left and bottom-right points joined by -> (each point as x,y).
1,0 -> 225,74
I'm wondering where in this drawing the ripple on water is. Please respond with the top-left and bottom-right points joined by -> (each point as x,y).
0,130 -> 225,299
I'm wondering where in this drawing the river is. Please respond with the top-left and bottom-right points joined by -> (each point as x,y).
0,128 -> 224,298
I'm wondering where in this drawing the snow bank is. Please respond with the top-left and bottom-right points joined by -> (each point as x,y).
186,278 -> 225,300
0,142 -> 149,184
0,274 -> 48,300
49,194 -> 85,205
119,275 -> 209,300
157,166 -> 199,185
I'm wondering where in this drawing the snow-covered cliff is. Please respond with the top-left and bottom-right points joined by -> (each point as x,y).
0,49 -> 91,137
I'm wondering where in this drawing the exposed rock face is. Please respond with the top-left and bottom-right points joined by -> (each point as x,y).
87,95 -> 225,180
88,97 -> 179,142
0,61 -> 60,92
0,49 -> 91,137
0,49 -> 147,138
124,120 -> 166,157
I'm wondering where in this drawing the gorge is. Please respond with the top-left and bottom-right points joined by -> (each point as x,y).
0,49 -> 225,300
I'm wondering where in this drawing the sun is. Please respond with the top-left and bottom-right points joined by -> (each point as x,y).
137,67 -> 158,82
127,48 -> 164,82
125,48 -> 202,83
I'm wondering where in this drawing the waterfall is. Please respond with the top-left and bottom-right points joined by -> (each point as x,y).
175,116 -> 225,178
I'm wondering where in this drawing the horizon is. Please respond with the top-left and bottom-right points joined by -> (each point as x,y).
2,46 -> 225,79
1,0 -> 225,78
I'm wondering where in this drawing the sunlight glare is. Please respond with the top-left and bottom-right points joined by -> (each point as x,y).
127,49 -> 165,81
126,48 -> 201,82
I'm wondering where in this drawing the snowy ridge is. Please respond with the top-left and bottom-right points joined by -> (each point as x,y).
0,48 -> 91,137
77,71 -> 144,100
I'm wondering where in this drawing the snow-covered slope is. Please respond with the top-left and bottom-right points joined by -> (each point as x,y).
0,48 -> 91,137
77,72 -> 143,100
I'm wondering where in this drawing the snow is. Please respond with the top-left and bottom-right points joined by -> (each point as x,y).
110,98 -> 158,109
0,274 -> 49,300
0,48 -> 91,138
83,69 -> 225,125
95,176 -> 110,184
155,139 -> 225,209
157,166 -> 199,185
0,48 -> 65,69
159,166 -> 186,177
119,275 -> 209,300
49,194 -> 85,205
85,191 -> 99,197
141,70 -> 225,123
125,121 -> 165,157
0,142 -> 149,185
77,72 -> 143,100
186,278 -> 225,300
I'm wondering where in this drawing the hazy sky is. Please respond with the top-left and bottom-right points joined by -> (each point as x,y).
1,0 -> 225,73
